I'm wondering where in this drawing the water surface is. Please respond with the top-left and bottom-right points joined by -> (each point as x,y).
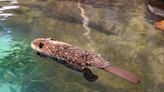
0,0 -> 164,92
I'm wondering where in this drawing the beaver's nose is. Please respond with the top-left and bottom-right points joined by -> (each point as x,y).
31,40 -> 37,49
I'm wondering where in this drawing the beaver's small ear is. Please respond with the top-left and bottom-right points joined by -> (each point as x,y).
47,38 -> 54,40
39,42 -> 44,48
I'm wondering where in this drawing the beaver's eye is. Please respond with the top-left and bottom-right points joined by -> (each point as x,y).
47,38 -> 53,40
39,42 -> 44,48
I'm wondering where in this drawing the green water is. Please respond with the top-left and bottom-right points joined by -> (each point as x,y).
0,0 -> 164,92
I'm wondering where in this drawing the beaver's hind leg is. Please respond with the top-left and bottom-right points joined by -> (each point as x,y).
83,68 -> 98,82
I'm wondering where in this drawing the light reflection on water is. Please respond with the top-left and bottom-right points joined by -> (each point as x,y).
0,0 -> 164,92
0,25 -> 13,59
0,83 -> 21,92
0,0 -> 19,20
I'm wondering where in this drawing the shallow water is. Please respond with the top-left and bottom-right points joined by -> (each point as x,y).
0,0 -> 164,92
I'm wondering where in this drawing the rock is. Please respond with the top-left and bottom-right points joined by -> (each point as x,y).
154,20 -> 164,31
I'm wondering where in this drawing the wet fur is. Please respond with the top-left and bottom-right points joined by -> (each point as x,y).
31,38 -> 140,83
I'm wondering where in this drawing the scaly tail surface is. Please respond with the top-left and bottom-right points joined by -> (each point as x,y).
103,65 -> 141,84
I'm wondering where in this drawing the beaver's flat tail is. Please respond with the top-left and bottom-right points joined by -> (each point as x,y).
103,65 -> 141,84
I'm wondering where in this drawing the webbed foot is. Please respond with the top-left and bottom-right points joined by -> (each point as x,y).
36,52 -> 45,57
83,68 -> 98,82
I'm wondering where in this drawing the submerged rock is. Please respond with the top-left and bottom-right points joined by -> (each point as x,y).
154,20 -> 164,31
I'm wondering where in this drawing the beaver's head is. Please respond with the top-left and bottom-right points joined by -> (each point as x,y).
31,38 -> 53,54
31,38 -> 70,55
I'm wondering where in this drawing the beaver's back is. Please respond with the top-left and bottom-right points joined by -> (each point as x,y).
44,41 -> 109,70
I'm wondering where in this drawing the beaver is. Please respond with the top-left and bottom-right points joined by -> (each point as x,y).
31,38 -> 140,84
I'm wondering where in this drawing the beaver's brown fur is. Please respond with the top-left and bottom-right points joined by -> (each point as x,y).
31,38 -> 140,83
31,38 -> 109,72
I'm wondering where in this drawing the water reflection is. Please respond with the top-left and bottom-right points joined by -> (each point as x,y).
0,0 -> 19,20
0,0 -> 18,4
0,25 -> 13,59
0,6 -> 20,11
